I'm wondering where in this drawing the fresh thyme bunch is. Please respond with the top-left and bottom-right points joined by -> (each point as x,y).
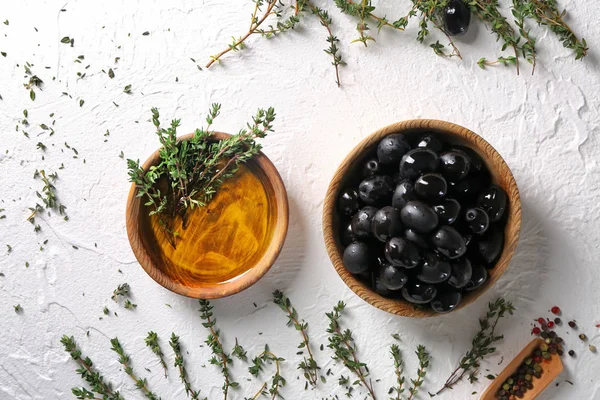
433,298 -> 515,395
127,105 -> 275,248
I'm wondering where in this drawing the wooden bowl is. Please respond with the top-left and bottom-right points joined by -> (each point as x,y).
322,120 -> 521,317
126,132 -> 289,299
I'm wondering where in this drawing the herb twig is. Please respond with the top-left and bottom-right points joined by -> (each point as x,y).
389,342 -> 404,400
434,298 -> 515,395
273,290 -> 320,387
170,333 -> 204,400
145,331 -> 168,378
407,345 -> 429,400
110,337 -> 161,400
60,335 -> 123,400
307,3 -> 344,87
199,299 -> 238,399
326,301 -> 376,399
248,345 -> 286,400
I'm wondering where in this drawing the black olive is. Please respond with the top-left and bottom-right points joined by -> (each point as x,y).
399,148 -> 438,179
401,281 -> 437,304
392,180 -> 418,209
343,242 -> 371,274
338,188 -> 361,216
380,264 -> 408,290
432,225 -> 467,259
477,185 -> 507,222
465,264 -> 488,291
464,207 -> 489,235
443,0 -> 471,36
448,176 -> 486,201
377,133 -> 411,165
371,206 -> 403,242
439,151 -> 471,181
417,252 -> 451,284
358,175 -> 394,206
415,134 -> 444,153
448,257 -> 473,289
372,272 -> 397,298
452,145 -> 484,173
433,198 -> 461,224
431,291 -> 463,313
384,237 -> 421,269
362,157 -> 383,177
475,228 -> 504,266
404,228 -> 429,249
400,200 -> 439,234
415,173 -> 448,200
351,206 -> 378,239
341,222 -> 357,246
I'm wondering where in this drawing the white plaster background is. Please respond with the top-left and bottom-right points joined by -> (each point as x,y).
1,0 -> 600,399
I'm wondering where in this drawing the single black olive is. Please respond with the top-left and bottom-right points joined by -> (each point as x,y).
417,252 -> 451,284
400,201 -> 439,234
415,134 -> 444,153
380,264 -> 409,291
399,148 -> 438,179
377,134 -> 411,165
338,188 -> 361,216
351,206 -> 378,239
475,228 -> 504,266
443,0 -> 471,36
439,151 -> 471,181
392,180 -> 418,209
432,225 -> 467,259
448,257 -> 473,289
401,281 -> 437,304
371,206 -> 403,242
464,207 -> 490,235
465,264 -> 488,291
384,237 -> 422,269
477,185 -> 508,222
433,198 -> 461,225
431,291 -> 463,313
414,173 -> 448,200
343,242 -> 371,274
358,175 -> 395,206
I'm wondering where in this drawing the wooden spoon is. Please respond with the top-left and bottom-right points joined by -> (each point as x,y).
480,338 -> 564,400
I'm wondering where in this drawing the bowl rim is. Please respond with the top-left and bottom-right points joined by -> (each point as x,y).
125,131 -> 289,299
322,119 -> 522,317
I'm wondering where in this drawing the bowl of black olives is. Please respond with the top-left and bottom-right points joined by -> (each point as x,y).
323,120 -> 521,317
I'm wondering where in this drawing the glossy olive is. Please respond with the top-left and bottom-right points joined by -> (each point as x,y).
464,207 -> 489,235
392,180 -> 417,209
358,175 -> 394,206
417,253 -> 451,284
431,291 -> 463,313
448,176 -> 485,201
401,281 -> 437,304
415,173 -> 448,200
400,200 -> 439,234
448,258 -> 473,289
443,0 -> 471,36
351,206 -> 378,239
432,225 -> 467,259
377,133 -> 411,165
439,151 -> 471,181
384,237 -> 421,269
465,264 -> 488,291
433,198 -> 461,225
338,188 -> 361,216
404,228 -> 429,249
343,242 -> 371,274
362,157 -> 383,178
380,264 -> 408,290
399,148 -> 438,179
341,222 -> 357,246
452,145 -> 484,173
372,273 -> 396,298
415,134 -> 444,153
371,206 -> 403,242
475,228 -> 504,266
477,185 -> 507,222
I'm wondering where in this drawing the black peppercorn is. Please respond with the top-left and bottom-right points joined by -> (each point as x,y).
568,350 -> 576,357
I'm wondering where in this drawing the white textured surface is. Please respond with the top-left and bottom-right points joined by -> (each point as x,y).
1,1 -> 600,399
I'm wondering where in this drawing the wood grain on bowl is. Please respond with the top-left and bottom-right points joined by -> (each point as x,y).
480,338 -> 563,400
322,120 -> 521,317
126,132 -> 289,299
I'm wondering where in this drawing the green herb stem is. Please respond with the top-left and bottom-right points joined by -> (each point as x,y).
169,333 -> 204,399
110,337 -> 161,400
145,331 -> 168,378
248,346 -> 286,400
407,345 -> 430,400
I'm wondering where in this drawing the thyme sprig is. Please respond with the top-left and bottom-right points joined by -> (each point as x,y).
145,331 -> 168,378
389,343 -> 404,400
434,298 -> 515,395
407,345 -> 429,400
307,3 -> 344,87
326,301 -> 376,399
28,170 -> 67,222
248,345 -> 286,399
110,337 -> 161,400
199,299 -> 239,399
273,290 -> 320,387
127,105 -> 274,249
60,335 -> 124,400
169,333 -> 204,400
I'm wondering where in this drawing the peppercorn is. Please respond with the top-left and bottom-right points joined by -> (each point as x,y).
590,345 -> 597,353
549,331 -> 557,338
551,306 -> 561,315
554,317 -> 561,324
579,333 -> 587,341
532,327 -> 541,335
568,350 -> 576,357
568,320 -> 577,328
